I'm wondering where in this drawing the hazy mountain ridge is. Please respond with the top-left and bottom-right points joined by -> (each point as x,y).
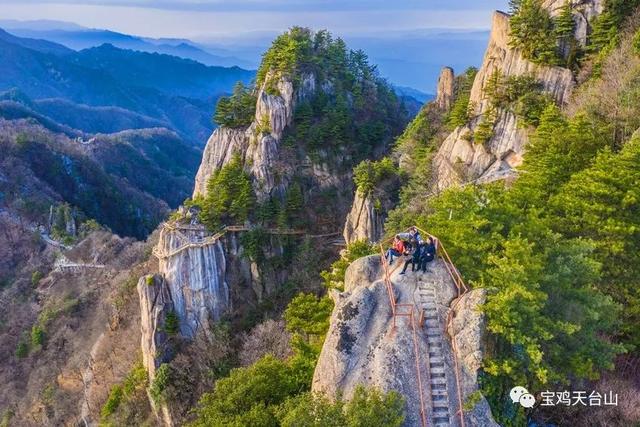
0,29 -> 255,145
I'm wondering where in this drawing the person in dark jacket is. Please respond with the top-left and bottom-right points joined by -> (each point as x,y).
420,237 -> 436,272
400,240 -> 424,275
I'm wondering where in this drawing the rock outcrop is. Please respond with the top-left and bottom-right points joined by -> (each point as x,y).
153,224 -> 230,337
313,255 -> 498,426
342,191 -> 384,244
193,74 -> 316,201
432,3 -> 602,190
447,288 -> 498,427
435,67 -> 455,110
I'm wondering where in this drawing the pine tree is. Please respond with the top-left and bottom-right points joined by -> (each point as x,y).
509,0 -> 560,65
551,138 -> 640,347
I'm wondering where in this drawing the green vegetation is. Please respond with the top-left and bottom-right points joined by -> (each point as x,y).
31,270 -> 43,287
164,311 -> 180,335
15,337 -> 28,359
388,104 -> 633,424
199,155 -> 255,231
321,240 -> 377,291
446,67 -> 478,129
101,386 -> 124,418
265,28 -> 405,164
189,291 -> 401,427
483,71 -> 552,127
473,107 -> 497,145
353,157 -> 397,196
277,386 -> 405,427
30,325 -> 45,347
509,0 -> 561,65
213,82 -> 257,128
100,360 -> 150,426
150,363 -> 171,404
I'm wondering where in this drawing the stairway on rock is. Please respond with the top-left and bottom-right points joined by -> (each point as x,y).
417,280 -> 453,427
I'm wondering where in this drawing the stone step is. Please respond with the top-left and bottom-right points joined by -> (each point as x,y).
434,423 -> 450,427
430,362 -> 446,369
430,372 -> 446,378
431,394 -> 448,401
430,387 -> 448,395
433,416 -> 450,424
429,367 -> 446,375
428,340 -> 442,347
423,315 -> 438,321
431,380 -> 447,389
433,405 -> 450,412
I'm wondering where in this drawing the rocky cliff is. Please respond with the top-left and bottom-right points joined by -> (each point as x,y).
435,67 -> 455,111
433,2 -> 602,190
342,191 -> 384,244
312,255 -> 498,427
193,73 -> 316,201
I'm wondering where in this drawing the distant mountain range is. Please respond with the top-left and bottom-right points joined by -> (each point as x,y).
0,20 -> 256,69
0,20 -> 480,95
0,28 -> 255,145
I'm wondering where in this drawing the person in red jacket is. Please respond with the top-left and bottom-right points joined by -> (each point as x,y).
385,235 -> 405,265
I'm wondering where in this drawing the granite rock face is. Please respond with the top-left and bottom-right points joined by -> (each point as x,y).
436,67 -> 455,110
193,73 -> 316,201
313,255 -> 498,426
342,191 -> 384,245
432,3 -> 602,190
447,288 -> 498,427
154,224 -> 230,338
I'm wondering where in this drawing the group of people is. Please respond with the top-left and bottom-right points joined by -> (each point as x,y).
384,226 -> 436,275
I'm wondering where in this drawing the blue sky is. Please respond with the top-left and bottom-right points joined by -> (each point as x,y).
0,0 -> 509,38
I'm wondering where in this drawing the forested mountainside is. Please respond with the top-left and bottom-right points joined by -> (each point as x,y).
359,0 -> 639,425
0,29 -> 254,145
2,1 -> 640,426
0,27 -> 412,427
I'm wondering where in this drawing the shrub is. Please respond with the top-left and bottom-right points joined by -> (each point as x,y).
164,311 -> 179,335
239,319 -> 292,367
15,339 -> 28,359
31,270 -> 43,287
101,385 -> 123,418
474,108 -> 497,145
200,155 -> 255,231
150,363 -> 171,404
633,30 -> 640,56
145,276 -> 154,286
353,157 -> 397,196
30,325 -> 45,347
284,293 -> 333,338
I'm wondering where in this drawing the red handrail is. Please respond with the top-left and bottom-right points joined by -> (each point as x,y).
380,227 -> 468,427
379,244 -> 429,427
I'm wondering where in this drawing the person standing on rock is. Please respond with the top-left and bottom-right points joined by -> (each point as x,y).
420,237 -> 437,273
385,235 -> 405,265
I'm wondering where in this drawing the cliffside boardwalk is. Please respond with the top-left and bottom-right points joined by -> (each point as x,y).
152,222 -> 340,260
379,227 -> 469,427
